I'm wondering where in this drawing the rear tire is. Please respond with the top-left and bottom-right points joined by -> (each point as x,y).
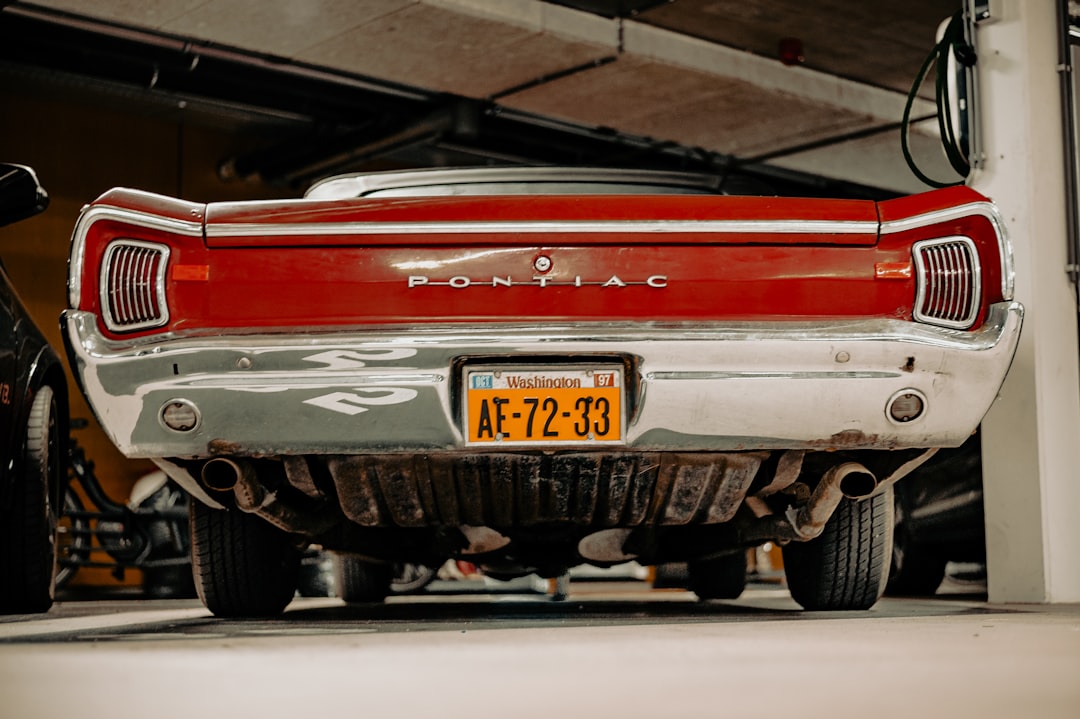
190,501 -> 300,617
783,486 -> 893,611
688,550 -> 748,600
0,387 -> 60,614
652,562 -> 690,589
335,554 -> 393,604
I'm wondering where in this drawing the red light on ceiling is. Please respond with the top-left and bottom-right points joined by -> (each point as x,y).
779,37 -> 805,66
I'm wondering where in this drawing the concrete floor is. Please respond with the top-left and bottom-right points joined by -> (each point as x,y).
1,579 -> 1078,719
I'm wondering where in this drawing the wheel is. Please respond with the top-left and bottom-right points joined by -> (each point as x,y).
390,563 -> 438,594
782,486 -> 894,611
652,562 -> 690,589
334,553 -> 393,603
886,492 -> 947,596
688,550 -> 748,600
0,386 -> 61,614
55,489 -> 91,590
189,501 -> 301,617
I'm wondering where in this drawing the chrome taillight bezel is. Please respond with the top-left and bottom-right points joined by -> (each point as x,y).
912,235 -> 981,329
99,239 -> 170,333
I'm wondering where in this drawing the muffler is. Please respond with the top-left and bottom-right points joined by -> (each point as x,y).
578,529 -> 636,563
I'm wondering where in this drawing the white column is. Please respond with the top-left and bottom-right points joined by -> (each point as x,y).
972,0 -> 1080,602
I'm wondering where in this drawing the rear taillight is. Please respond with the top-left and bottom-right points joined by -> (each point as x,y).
913,237 -> 981,329
100,240 -> 170,332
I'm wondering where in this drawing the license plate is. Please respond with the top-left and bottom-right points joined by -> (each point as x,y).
464,365 -> 624,446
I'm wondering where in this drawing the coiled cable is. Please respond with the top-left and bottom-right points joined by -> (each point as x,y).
902,10 -> 977,188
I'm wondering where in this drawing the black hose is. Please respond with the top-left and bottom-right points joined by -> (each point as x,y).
901,10 -> 976,188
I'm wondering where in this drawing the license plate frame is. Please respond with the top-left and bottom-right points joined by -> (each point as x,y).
463,364 -> 626,447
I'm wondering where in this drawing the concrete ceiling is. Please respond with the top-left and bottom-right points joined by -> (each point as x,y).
1,0 -> 966,195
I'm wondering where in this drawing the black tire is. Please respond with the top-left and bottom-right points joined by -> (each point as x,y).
886,493 -> 948,596
0,386 -> 61,614
688,550 -> 748,600
190,501 -> 300,617
652,562 -> 690,589
783,486 -> 894,611
335,553 -> 393,604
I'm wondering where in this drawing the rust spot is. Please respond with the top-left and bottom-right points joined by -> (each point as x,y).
902,356 -> 915,373
207,439 -> 244,456
806,430 -> 879,450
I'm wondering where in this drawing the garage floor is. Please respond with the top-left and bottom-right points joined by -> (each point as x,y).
1,577 -> 1077,719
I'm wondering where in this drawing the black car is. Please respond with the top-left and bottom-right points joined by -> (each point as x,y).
887,431 -> 986,596
0,163 -> 69,614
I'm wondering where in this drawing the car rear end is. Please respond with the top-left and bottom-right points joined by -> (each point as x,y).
61,171 -> 1022,614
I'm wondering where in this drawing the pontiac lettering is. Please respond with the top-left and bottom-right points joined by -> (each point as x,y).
407,275 -> 667,288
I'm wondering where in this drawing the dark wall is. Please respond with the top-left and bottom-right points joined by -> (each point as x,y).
0,87 -> 291,586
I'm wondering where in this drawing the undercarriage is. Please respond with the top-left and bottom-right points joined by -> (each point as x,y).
166,447 -> 934,579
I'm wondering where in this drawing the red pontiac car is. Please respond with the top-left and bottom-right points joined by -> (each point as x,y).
61,167 -> 1022,616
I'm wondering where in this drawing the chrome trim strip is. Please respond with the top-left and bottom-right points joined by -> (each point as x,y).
68,205 -> 203,308
205,218 -> 880,238
647,370 -> 901,380
880,200 -> 1014,302
65,305 -> 1020,358
304,166 -> 732,199
181,372 -> 445,390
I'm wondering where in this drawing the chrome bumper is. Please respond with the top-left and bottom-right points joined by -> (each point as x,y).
62,302 -> 1023,459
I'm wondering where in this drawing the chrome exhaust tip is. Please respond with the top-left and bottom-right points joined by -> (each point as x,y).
201,457 -> 244,492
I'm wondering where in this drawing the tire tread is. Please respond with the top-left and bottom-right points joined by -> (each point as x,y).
783,488 -> 893,611
190,501 -> 300,617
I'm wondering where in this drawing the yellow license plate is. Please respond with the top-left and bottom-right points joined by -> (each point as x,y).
464,366 -> 624,446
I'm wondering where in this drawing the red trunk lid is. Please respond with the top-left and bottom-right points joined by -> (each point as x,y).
202,194 -> 881,248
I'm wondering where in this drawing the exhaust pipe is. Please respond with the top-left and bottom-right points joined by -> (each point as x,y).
201,457 -> 268,514
837,464 -> 878,499
201,457 -> 248,492
201,456 -> 333,534
741,448 -> 939,545
787,462 -> 877,541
